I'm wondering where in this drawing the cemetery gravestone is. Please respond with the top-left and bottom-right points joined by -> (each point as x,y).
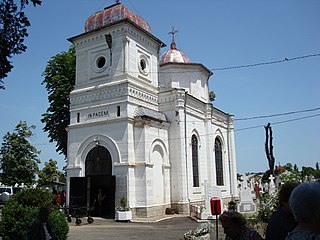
237,174 -> 256,213
202,181 -> 222,220
268,174 -> 276,194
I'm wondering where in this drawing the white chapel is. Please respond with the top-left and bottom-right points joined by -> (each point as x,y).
66,2 -> 238,219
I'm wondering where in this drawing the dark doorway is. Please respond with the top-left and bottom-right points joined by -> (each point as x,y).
69,145 -> 115,218
69,177 -> 86,207
88,175 -> 115,218
85,146 -> 115,218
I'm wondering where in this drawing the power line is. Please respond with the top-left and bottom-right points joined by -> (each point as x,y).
29,112 -> 320,148
235,113 -> 320,132
235,107 -> 320,121
110,52 -> 320,75
212,53 -> 320,71
272,113 -> 320,126
123,0 -> 141,16
178,107 -> 320,123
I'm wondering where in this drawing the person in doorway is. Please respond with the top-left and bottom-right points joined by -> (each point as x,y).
266,182 -> 299,240
286,182 -> 320,240
97,188 -> 105,216
29,207 -> 55,240
57,191 -> 61,206
60,190 -> 66,208
219,211 -> 263,240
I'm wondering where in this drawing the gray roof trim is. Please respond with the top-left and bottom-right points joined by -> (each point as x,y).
134,107 -> 167,122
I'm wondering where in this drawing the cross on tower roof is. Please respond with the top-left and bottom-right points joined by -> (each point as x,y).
168,26 -> 178,44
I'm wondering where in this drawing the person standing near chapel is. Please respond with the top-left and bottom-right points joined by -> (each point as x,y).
219,211 -> 263,240
29,207 -> 55,240
266,182 -> 299,240
97,188 -> 106,216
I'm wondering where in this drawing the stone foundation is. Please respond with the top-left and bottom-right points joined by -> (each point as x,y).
130,198 -> 235,219
132,204 -> 172,218
171,202 -> 191,215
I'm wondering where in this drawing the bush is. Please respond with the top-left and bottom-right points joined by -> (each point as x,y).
184,221 -> 213,238
0,188 -> 68,240
120,196 -> 129,211
0,202 -> 38,239
49,210 -> 69,240
254,191 -> 279,223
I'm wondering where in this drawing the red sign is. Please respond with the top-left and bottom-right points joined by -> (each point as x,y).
210,197 -> 221,215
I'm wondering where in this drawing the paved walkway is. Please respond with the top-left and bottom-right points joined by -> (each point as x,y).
67,215 -> 225,240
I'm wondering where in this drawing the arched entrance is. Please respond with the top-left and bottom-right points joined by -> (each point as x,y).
85,146 -> 115,218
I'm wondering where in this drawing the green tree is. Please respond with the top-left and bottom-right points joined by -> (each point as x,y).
41,46 -> 76,158
209,91 -> 216,102
0,0 -> 42,89
301,166 -> 315,177
0,121 -> 40,186
37,159 -> 63,187
279,170 -> 305,183
284,162 -> 293,172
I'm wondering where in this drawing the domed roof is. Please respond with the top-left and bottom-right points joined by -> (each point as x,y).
160,42 -> 191,65
85,3 -> 151,33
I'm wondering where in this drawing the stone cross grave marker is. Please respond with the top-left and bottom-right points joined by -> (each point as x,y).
268,174 -> 276,194
238,174 -> 256,213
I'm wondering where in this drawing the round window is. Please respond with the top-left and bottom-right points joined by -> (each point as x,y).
93,55 -> 108,73
140,59 -> 146,71
96,56 -> 106,69
138,55 -> 149,75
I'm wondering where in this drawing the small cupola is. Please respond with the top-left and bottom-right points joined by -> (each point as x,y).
160,27 -> 191,64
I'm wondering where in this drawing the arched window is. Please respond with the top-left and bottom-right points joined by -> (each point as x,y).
215,138 -> 224,186
192,135 -> 199,187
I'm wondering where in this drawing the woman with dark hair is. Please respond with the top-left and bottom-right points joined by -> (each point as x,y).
266,182 -> 299,240
219,211 -> 263,240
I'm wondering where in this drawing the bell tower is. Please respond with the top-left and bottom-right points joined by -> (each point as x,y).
66,2 -> 166,218
67,3 -> 166,125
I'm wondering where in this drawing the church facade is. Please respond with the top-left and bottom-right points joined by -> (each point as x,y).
66,2 -> 238,218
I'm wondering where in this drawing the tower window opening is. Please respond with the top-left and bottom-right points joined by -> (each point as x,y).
117,106 -> 120,117
140,59 -> 146,70
138,55 -> 149,75
97,56 -> 106,68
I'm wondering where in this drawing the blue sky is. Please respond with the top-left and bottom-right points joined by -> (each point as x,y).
0,0 -> 319,174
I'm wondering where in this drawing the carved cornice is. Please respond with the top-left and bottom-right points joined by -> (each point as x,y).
128,87 -> 157,105
74,25 -> 159,52
128,96 -> 157,111
70,85 -> 127,105
74,26 -> 127,49
70,84 -> 158,108
188,97 -> 205,113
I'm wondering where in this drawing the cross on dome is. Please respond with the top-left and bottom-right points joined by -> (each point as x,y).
168,27 -> 178,49
160,26 -> 191,64
168,26 -> 178,46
